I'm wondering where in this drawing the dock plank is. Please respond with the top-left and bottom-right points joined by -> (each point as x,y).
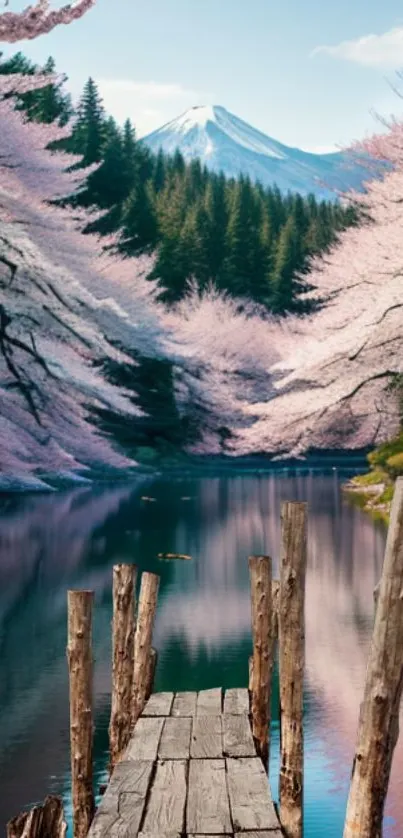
223,688 -> 249,715
142,692 -> 174,716
171,691 -> 197,717
187,759 -> 232,834
196,687 -> 222,715
88,761 -> 153,837
158,717 -> 191,759
226,757 -> 279,831
240,833 -> 283,837
222,714 -> 255,757
141,760 -> 187,833
191,715 -> 222,758
125,717 -> 164,760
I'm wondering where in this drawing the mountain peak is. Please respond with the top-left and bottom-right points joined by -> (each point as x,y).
143,105 -> 365,199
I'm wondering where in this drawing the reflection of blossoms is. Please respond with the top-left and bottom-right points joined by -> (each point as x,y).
0,0 -> 95,42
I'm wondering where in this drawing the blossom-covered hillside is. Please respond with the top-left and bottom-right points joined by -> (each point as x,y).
1,57 -> 402,490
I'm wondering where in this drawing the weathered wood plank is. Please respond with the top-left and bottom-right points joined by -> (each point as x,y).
142,692 -> 174,716
171,691 -> 197,717
196,687 -> 222,715
99,760 -> 153,811
239,833 -> 283,838
191,715 -> 222,758
223,688 -> 249,715
141,760 -> 187,833
158,717 -> 192,759
88,762 -> 153,836
138,834 -> 181,838
86,813 -> 119,838
226,757 -> 279,831
222,714 -> 255,757
125,717 -> 164,761
187,759 -> 232,834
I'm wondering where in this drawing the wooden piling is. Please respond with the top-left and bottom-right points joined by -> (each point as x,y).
109,564 -> 137,773
343,477 -> 403,838
131,571 -> 160,727
145,647 -> 158,701
249,579 -> 279,690
67,590 -> 94,838
249,554 -> 273,768
7,796 -> 66,838
278,501 -> 307,838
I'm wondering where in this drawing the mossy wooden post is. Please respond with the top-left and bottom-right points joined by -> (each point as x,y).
109,564 -> 137,773
67,591 -> 94,838
344,478 -> 403,838
7,796 -> 67,838
249,579 -> 279,691
249,554 -> 273,768
279,502 -> 307,838
131,571 -> 160,727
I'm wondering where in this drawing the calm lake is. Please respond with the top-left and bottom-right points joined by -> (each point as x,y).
0,468 -> 401,836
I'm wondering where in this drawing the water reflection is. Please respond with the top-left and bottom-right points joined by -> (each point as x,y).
0,471 -> 400,836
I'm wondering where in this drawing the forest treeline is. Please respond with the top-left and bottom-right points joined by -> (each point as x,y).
0,52 -> 357,314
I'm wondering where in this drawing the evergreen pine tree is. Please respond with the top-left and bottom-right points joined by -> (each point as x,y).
120,179 -> 158,255
152,149 -> 166,193
271,215 -> 301,314
72,77 -> 105,164
204,174 -> 227,281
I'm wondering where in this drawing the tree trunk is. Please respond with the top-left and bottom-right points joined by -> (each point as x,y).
131,572 -> 160,727
7,796 -> 66,838
67,590 -> 94,838
249,579 -> 279,690
279,502 -> 307,838
109,564 -> 137,773
145,647 -> 158,701
344,478 -> 403,838
249,554 -> 273,768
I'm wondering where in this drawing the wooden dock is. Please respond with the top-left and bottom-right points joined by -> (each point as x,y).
11,490 -> 403,838
88,687 -> 282,837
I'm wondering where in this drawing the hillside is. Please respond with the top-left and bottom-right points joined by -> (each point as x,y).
0,62 -> 402,491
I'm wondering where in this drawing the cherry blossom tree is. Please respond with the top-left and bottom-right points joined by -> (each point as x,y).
0,0 -> 96,42
0,0 -> 402,486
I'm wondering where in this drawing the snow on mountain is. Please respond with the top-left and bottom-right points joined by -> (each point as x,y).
143,105 -> 369,199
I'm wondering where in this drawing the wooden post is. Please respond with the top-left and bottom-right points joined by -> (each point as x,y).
343,478 -> 403,838
67,591 -> 94,838
109,564 -> 137,773
145,647 -> 158,701
278,501 -> 307,838
7,796 -> 66,838
249,579 -> 279,690
249,554 -> 273,768
131,571 -> 160,727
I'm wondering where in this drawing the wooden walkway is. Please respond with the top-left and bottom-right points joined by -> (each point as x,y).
88,687 -> 282,837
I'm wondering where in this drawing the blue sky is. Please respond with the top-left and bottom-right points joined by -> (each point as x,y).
3,0 -> 403,151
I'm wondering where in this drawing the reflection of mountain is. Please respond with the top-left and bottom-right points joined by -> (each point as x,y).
1,471 -> 401,836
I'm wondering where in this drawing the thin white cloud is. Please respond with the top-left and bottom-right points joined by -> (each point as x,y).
98,79 -> 199,99
311,26 -> 403,69
94,78 -> 209,137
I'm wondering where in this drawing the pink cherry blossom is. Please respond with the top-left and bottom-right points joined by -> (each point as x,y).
0,0 -> 96,42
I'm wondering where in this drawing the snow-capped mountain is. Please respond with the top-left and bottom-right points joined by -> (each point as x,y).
143,105 -> 368,199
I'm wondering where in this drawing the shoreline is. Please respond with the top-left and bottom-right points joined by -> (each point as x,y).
341,477 -> 392,525
0,449 -> 370,496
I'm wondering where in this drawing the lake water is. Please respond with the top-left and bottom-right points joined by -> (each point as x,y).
0,468 -> 401,836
